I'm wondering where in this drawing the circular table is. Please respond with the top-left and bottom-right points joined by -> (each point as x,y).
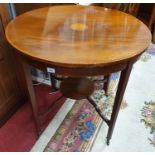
5,5 -> 151,145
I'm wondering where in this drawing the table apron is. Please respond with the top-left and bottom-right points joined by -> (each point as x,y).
22,56 -> 131,77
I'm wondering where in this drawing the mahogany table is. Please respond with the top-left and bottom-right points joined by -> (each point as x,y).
5,5 -> 151,145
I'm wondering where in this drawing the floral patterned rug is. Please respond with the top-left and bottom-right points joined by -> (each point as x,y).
141,101 -> 155,146
44,99 -> 102,152
140,44 -> 155,147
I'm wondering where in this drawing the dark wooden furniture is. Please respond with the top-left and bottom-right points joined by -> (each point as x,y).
0,4 -> 24,126
14,3 -> 75,16
5,5 -> 151,145
136,4 -> 155,42
14,3 -> 51,15
137,4 -> 155,29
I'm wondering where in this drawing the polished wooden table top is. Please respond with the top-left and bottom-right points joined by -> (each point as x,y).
6,5 -> 151,68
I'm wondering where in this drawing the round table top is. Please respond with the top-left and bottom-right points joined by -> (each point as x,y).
6,5 -> 151,68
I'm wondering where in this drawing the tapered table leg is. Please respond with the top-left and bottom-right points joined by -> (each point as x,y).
106,61 -> 133,145
50,73 -> 58,91
22,61 -> 41,138
103,74 -> 111,95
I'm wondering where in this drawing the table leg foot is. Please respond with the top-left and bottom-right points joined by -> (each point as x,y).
36,131 -> 42,139
106,137 -> 110,145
